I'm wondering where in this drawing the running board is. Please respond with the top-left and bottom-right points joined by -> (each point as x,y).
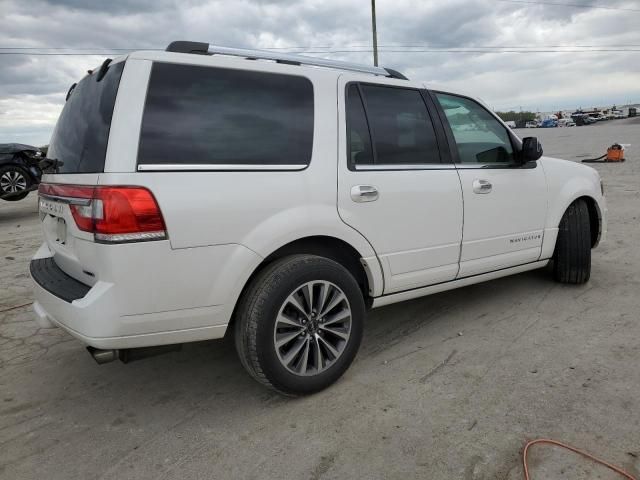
372,260 -> 549,308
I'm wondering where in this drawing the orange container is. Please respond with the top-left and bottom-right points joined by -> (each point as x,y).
606,144 -> 625,162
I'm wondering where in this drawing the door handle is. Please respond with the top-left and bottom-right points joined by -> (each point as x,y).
351,185 -> 379,202
472,179 -> 492,194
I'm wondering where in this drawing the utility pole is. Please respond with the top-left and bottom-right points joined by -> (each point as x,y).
371,0 -> 379,66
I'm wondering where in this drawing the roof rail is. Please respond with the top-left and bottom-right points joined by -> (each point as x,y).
165,41 -> 408,79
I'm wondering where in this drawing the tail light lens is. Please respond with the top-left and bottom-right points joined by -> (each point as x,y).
38,184 -> 167,243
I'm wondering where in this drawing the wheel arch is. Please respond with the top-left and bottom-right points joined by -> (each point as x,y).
228,235 -> 378,332
559,195 -> 602,248
580,195 -> 602,248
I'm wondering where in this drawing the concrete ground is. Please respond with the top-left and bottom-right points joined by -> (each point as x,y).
1,118 -> 639,479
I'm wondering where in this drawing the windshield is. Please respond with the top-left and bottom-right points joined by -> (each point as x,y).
48,61 -> 124,173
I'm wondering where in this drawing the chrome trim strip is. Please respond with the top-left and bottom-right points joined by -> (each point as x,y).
95,231 -> 167,243
207,45 -> 390,76
137,164 -> 307,172
354,164 -> 456,171
455,162 -> 535,170
39,193 -> 91,206
454,163 -> 522,169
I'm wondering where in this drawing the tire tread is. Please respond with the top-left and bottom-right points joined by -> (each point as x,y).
553,199 -> 591,284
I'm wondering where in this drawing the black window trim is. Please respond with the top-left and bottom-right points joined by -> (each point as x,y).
135,61 -> 315,173
346,81 -> 452,172
427,90 -> 537,170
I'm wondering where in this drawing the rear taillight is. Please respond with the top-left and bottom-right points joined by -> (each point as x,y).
38,184 -> 167,243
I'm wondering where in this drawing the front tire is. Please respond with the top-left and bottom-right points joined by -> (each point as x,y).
0,165 -> 31,201
553,199 -> 591,284
234,254 -> 365,396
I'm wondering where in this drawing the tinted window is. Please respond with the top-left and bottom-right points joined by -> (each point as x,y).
138,63 -> 314,167
435,93 -> 514,164
346,84 -> 373,167
48,61 -> 124,173
360,85 -> 440,165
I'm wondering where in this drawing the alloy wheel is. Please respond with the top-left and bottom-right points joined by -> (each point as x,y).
273,280 -> 352,376
0,170 -> 27,193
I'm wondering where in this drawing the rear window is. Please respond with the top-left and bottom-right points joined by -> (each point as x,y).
138,63 -> 314,168
48,61 -> 124,173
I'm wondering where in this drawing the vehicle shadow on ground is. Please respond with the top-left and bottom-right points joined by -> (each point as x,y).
30,267 -> 557,415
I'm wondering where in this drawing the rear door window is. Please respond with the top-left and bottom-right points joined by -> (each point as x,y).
138,63 -> 314,168
356,84 -> 441,166
346,84 -> 374,167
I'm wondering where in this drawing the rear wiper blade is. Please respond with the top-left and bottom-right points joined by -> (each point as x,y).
39,157 -> 64,173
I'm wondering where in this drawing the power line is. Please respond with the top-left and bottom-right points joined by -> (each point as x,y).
496,0 -> 640,13
2,49 -> 639,56
3,44 -> 640,50
308,49 -> 640,53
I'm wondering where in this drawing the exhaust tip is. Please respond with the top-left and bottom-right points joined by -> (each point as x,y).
87,346 -> 118,365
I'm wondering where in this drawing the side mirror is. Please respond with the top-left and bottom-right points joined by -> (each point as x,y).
521,136 -> 543,163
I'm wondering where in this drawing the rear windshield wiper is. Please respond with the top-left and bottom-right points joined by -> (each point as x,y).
39,157 -> 64,173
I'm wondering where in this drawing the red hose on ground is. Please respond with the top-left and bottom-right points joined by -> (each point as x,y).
523,439 -> 637,480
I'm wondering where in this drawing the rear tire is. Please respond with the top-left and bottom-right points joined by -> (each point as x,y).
0,165 -> 31,201
553,199 -> 591,284
234,254 -> 365,396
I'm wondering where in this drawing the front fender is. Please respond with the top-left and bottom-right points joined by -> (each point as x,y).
540,157 -> 605,230
538,157 -> 607,258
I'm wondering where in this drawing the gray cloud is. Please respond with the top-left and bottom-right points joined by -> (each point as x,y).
1,0 -> 639,145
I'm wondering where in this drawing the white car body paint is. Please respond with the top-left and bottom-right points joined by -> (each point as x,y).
31,49 -> 606,350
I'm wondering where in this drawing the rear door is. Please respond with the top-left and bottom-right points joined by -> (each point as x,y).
337,78 -> 463,294
38,59 -> 126,285
432,92 -> 547,277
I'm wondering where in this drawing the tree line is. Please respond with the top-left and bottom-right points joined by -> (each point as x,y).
495,111 -> 537,122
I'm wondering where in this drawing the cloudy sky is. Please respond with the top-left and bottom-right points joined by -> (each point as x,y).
1,0 -> 639,146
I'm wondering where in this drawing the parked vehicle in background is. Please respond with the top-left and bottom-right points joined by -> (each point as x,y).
0,143 -> 43,201
628,107 -> 636,117
558,119 -> 575,127
612,110 -> 624,119
573,114 -> 596,126
504,120 -> 516,129
540,119 -> 558,128
525,121 -> 538,128
30,41 -> 607,395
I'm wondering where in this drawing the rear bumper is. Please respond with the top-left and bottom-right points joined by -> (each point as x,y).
30,257 -> 90,302
32,295 -> 228,349
29,241 -> 261,349
31,279 -> 230,349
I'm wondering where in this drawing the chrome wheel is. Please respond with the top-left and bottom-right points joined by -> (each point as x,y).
0,169 -> 27,193
273,280 -> 352,376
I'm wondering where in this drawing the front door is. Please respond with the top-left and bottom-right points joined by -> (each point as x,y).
337,78 -> 464,294
433,92 -> 547,278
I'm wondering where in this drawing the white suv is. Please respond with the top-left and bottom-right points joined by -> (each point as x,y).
31,41 -> 606,395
